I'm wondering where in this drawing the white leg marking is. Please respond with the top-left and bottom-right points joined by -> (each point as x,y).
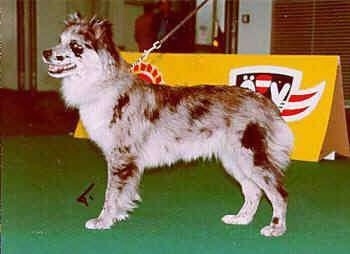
85,167 -> 140,230
85,179 -> 119,229
260,200 -> 287,237
222,179 -> 262,225
249,171 -> 287,237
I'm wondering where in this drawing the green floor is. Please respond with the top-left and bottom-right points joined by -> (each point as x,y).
2,136 -> 350,253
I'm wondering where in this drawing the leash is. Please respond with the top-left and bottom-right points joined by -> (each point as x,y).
130,0 -> 210,71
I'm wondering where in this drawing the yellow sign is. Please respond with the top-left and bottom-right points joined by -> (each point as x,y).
74,53 -> 350,162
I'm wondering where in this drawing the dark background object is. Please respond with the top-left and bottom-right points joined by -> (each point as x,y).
241,13 -> 250,24
0,89 -> 79,136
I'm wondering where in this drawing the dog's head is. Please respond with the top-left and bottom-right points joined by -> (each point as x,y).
42,13 -> 127,79
42,13 -> 132,106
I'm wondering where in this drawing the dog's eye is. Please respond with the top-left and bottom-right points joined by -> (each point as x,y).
70,40 -> 82,50
69,40 -> 84,57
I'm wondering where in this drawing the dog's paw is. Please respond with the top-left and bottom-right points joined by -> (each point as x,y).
260,224 -> 286,237
221,214 -> 252,225
85,217 -> 114,230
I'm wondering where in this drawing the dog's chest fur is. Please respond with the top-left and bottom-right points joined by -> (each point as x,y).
79,90 -> 117,153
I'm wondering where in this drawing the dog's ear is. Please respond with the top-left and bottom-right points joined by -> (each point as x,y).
91,19 -> 112,41
64,12 -> 83,26
89,18 -> 126,70
88,15 -> 98,26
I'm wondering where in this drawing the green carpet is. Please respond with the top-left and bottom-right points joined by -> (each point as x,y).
2,136 -> 350,253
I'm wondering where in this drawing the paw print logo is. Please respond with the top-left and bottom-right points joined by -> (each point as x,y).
131,62 -> 164,84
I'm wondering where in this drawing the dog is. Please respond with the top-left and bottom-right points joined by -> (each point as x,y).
42,13 -> 293,237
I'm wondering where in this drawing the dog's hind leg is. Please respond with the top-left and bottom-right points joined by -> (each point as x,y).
220,155 -> 263,225
222,179 -> 262,225
86,150 -> 141,230
237,121 -> 289,237
249,169 -> 288,237
222,149 -> 288,237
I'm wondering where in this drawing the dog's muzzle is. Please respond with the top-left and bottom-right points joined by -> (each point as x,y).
42,49 -> 77,75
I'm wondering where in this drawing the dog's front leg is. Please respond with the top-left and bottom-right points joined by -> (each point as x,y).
85,148 -> 141,230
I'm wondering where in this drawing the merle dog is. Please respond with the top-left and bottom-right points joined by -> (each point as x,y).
42,13 -> 293,237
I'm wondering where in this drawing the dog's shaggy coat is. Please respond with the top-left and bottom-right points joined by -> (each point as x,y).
43,13 -> 294,237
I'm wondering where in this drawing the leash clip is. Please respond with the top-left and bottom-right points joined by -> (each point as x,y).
152,41 -> 162,50
130,41 -> 162,71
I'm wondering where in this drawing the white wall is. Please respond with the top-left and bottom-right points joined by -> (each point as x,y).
237,0 -> 272,54
37,0 -> 68,91
195,0 -> 213,45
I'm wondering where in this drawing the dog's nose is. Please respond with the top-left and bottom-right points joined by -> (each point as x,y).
43,49 -> 52,60
56,55 -> 64,61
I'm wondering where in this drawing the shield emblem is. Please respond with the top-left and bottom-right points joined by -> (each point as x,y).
229,66 -> 325,122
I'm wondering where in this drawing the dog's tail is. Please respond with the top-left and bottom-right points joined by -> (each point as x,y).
266,118 -> 294,172
238,97 -> 294,175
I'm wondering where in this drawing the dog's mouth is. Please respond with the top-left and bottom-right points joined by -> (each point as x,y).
48,63 -> 77,74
